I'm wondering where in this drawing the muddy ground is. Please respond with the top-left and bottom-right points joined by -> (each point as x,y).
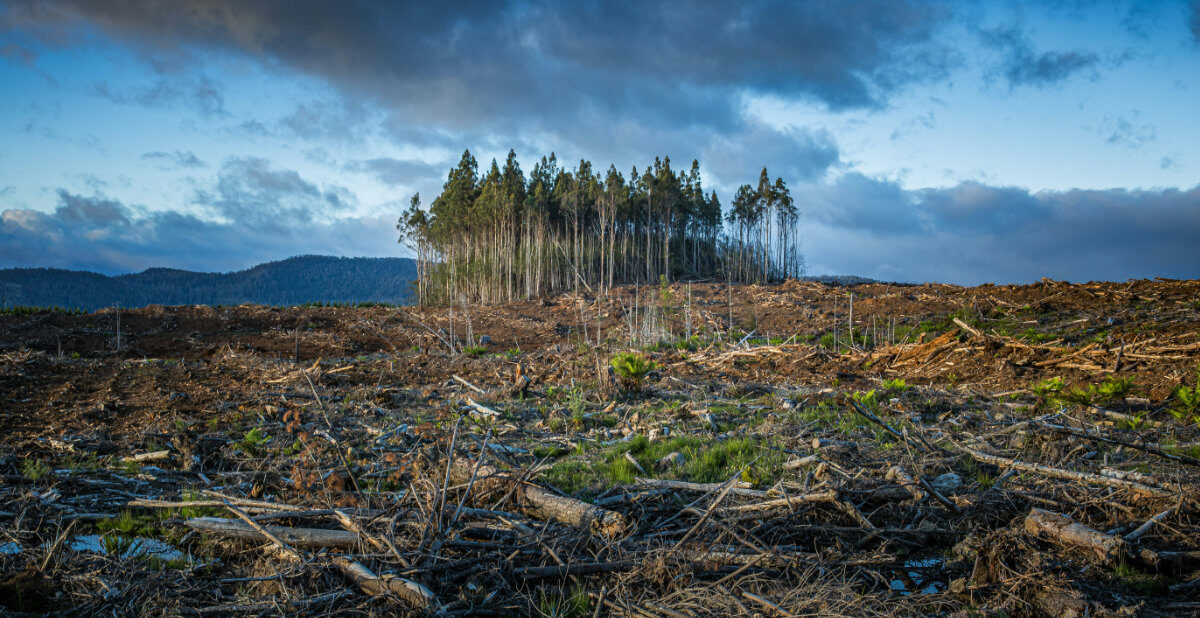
1,278 -> 1198,616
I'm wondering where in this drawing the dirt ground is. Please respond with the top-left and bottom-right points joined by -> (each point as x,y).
1,278 -> 1198,616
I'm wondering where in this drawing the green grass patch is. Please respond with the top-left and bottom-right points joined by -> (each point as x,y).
541,435 -> 784,495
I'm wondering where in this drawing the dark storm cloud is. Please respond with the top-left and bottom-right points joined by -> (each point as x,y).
0,189 -> 396,274
803,174 -> 1200,283
1189,0 -> 1200,42
0,1 -> 957,130
980,25 -> 1100,89
140,150 -> 206,170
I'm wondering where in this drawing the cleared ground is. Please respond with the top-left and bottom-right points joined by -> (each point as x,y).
1,278 -> 1198,616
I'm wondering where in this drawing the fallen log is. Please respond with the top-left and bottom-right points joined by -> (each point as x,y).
1024,508 -> 1125,563
713,489 -> 838,516
635,477 -> 767,497
959,446 -> 1174,497
952,317 -> 983,339
870,466 -> 925,501
1034,343 -> 1098,367
184,516 -> 435,610
183,517 -> 359,548
449,459 -> 627,538
122,450 -> 171,463
511,560 -> 637,578
332,556 -> 437,611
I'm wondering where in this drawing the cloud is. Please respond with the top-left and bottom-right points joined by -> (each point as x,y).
140,150 -> 206,170
345,157 -> 444,188
1101,113 -> 1156,149
193,157 -> 356,232
802,174 -> 1200,283
703,123 -> 840,187
0,189 -> 398,275
5,169 -> 1198,284
92,72 -> 226,116
1190,0 -> 1200,42
980,25 -> 1099,89
0,1 -> 957,141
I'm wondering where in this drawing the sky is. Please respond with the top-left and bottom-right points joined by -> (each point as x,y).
1,0 -> 1198,284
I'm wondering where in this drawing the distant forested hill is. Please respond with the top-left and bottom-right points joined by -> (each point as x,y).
0,256 -> 417,310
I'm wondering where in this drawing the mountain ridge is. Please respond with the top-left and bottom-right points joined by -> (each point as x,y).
0,255 -> 417,310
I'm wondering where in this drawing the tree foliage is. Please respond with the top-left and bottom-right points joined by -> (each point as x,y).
399,150 -> 803,304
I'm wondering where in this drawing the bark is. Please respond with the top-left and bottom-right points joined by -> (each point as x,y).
332,556 -> 437,611
448,459 -> 627,538
1023,508 -> 1124,564
960,446 -> 1173,497
184,517 -> 359,549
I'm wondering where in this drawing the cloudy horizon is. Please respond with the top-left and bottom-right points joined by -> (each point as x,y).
2,0 -> 1199,284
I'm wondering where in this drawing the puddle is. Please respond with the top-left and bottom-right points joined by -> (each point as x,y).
64,535 -> 187,562
889,557 -> 945,595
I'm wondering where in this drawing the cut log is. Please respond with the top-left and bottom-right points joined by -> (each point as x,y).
880,466 -> 925,501
952,317 -> 983,339
714,489 -> 838,515
1024,508 -> 1124,563
783,454 -> 819,470
183,517 -> 359,548
122,450 -> 171,463
960,446 -> 1173,497
635,477 -> 765,497
449,460 -> 626,538
332,556 -> 437,611
811,438 -> 855,451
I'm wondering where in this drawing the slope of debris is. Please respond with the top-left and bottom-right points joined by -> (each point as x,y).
1,278 -> 1198,616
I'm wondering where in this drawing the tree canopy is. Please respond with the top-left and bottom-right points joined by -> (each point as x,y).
399,150 -> 802,304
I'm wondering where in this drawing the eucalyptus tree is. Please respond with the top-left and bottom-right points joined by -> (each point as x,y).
398,150 -> 804,305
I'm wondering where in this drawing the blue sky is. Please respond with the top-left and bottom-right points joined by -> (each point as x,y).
1,0 -> 1198,283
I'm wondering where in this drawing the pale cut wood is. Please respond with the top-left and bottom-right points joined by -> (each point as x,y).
952,317 -> 982,338
783,454 -> 819,470
122,450 -> 171,463
1034,343 -> 1097,367
960,446 -> 1173,497
223,502 -> 303,561
332,556 -> 436,611
184,517 -> 359,548
868,465 -> 929,502
635,477 -> 766,497
449,460 -> 627,538
1024,508 -> 1124,563
714,489 -> 838,515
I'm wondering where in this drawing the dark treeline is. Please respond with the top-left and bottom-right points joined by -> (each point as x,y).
398,150 -> 803,305
0,256 -> 416,310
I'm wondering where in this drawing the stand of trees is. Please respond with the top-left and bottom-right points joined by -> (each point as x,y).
398,150 -> 803,305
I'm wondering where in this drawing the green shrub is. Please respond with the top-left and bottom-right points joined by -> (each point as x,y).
1095,375 -> 1136,403
235,427 -> 269,456
1171,383 -> 1200,424
610,352 -> 658,391
1031,377 -> 1065,403
21,458 -> 50,481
